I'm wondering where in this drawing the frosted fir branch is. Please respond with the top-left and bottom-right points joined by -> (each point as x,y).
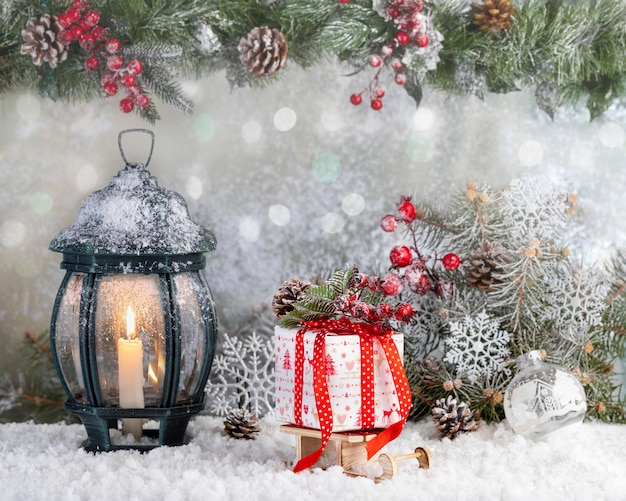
141,66 -> 193,114
447,182 -> 499,253
122,43 -> 184,67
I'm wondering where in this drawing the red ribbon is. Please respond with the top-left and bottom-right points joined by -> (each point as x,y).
292,318 -> 412,472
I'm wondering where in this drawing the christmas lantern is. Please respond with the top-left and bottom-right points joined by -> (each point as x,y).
49,129 -> 217,451
504,350 -> 587,439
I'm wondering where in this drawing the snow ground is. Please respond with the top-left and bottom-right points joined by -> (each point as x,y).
0,415 -> 624,500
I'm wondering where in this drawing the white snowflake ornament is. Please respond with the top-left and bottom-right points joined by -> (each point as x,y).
444,310 -> 511,383
205,331 -> 275,417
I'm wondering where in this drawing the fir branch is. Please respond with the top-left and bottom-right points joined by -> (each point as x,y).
141,65 -> 193,114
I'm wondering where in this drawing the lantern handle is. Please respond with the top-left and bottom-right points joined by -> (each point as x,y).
118,128 -> 155,168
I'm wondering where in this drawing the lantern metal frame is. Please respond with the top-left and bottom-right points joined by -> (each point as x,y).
49,129 -> 218,452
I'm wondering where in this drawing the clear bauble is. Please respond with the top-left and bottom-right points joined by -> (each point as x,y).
503,350 -> 587,439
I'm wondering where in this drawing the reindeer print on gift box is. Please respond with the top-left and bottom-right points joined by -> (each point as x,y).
274,326 -> 405,432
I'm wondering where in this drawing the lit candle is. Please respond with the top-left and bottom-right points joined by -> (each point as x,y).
117,305 -> 145,439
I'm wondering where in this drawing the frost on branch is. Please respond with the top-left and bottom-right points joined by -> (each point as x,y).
444,310 -> 511,383
205,331 -> 275,417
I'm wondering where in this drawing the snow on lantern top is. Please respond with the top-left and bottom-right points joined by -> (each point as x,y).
49,130 -> 215,257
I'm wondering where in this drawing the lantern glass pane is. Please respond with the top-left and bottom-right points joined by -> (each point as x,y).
174,273 -> 208,403
94,274 -> 166,407
54,273 -> 86,403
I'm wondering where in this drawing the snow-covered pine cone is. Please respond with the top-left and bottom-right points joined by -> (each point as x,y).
21,14 -> 68,68
272,277 -> 310,318
238,26 -> 289,78
472,0 -> 516,33
431,395 -> 480,439
464,241 -> 505,292
223,409 -> 261,440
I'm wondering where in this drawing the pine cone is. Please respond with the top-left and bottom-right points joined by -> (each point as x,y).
464,241 -> 505,292
472,0 -> 515,33
272,277 -> 310,318
238,26 -> 289,78
417,356 -> 445,388
431,396 -> 480,439
224,409 -> 261,439
21,14 -> 68,68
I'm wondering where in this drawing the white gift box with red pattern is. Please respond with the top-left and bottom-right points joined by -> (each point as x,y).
274,325 -> 405,432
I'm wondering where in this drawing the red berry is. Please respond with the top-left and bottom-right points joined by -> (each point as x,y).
368,276 -> 382,292
100,72 -> 115,86
79,33 -> 95,51
76,19 -> 91,32
339,0 -> 350,3
381,273 -> 403,296
377,303 -> 393,318
106,38 -> 121,54
442,253 -> 461,270
120,72 -> 136,88
66,7 -> 81,23
102,81 -> 118,96
335,294 -> 352,312
84,55 -> 99,71
395,73 -> 407,85
119,98 -> 134,113
416,34 -> 429,48
70,25 -> 83,39
350,93 -> 362,106
389,245 -> 413,268
91,26 -> 105,40
74,0 -> 90,10
405,270 -> 430,295
350,301 -> 373,320
127,59 -> 143,75
391,58 -> 403,71
394,31 -> 410,46
371,99 -> 383,111
368,54 -> 382,67
57,30 -> 72,45
107,55 -> 123,71
397,198 -> 416,222
134,94 -> 150,109
381,44 -> 394,57
387,6 -> 400,18
84,10 -> 100,26
380,214 -> 398,232
394,303 -> 414,322
374,87 -> 385,98
57,13 -> 72,28
414,0 -> 424,11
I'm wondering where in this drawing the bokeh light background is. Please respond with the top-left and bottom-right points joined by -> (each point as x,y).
1,60 -> 626,375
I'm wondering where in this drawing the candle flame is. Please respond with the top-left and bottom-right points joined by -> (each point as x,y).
126,305 -> 136,340
147,363 -> 158,385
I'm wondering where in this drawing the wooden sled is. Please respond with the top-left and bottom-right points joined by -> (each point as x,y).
279,424 -> 432,481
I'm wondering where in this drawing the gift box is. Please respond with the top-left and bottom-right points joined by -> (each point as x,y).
274,324 -> 406,432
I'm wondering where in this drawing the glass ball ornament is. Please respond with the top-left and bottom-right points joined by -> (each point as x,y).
504,350 -> 587,439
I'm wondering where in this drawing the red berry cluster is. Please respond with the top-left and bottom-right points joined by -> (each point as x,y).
350,0 -> 429,110
55,0 -> 147,114
333,266 -> 415,329
378,196 -> 461,299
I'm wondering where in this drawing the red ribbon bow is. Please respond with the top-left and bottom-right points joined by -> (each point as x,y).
292,318 -> 412,472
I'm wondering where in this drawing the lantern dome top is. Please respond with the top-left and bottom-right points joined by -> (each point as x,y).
50,130 -> 216,257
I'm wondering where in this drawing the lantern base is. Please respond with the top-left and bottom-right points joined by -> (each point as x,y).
65,401 -> 206,452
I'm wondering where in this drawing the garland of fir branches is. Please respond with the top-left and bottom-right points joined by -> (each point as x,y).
2,0 -> 626,121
